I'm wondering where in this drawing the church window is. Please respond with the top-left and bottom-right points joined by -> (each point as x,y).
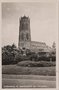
21,33 -> 24,40
26,33 -> 29,40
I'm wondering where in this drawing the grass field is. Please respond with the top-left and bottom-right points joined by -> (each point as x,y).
2,65 -> 56,88
2,65 -> 56,76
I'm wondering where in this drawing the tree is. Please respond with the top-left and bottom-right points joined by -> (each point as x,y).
52,42 -> 56,49
2,44 -> 17,65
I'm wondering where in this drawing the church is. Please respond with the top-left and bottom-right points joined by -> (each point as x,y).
18,16 -> 52,53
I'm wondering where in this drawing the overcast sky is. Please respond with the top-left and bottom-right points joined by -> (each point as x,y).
2,2 -> 57,47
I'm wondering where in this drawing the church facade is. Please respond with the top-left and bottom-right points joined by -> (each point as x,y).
18,16 -> 52,53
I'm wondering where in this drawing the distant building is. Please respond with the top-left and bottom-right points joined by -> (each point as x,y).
18,16 -> 52,53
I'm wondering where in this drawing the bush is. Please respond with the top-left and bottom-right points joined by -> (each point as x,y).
2,52 -> 15,65
2,45 -> 56,65
17,61 -> 56,67
2,44 -> 17,65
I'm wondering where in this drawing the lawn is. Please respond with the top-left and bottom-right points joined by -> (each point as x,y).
2,65 -> 56,76
2,65 -> 56,88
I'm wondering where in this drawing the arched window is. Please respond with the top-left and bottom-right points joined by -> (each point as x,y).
26,33 -> 29,40
21,33 -> 24,40
21,23 -> 24,30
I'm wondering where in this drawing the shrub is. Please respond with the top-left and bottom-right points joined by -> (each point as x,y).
2,45 -> 56,65
2,52 -> 15,65
2,44 -> 17,65
17,61 -> 56,67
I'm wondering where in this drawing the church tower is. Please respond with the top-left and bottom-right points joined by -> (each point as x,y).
18,16 -> 31,49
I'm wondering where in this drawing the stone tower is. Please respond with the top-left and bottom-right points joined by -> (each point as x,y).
18,16 -> 31,49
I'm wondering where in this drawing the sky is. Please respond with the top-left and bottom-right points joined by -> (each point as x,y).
2,2 -> 57,47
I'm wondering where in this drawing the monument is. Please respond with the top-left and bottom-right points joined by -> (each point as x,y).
18,15 -> 52,53
18,16 -> 31,49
